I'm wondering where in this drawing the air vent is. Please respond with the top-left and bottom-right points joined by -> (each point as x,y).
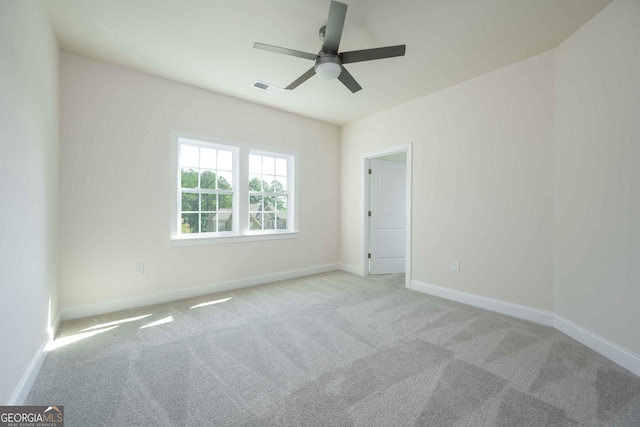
253,81 -> 283,94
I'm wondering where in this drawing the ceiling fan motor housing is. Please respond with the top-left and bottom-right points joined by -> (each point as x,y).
319,25 -> 327,41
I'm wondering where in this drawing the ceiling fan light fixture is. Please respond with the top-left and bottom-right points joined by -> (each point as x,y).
315,61 -> 342,80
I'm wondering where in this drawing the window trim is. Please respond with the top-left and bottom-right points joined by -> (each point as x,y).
170,130 -> 298,246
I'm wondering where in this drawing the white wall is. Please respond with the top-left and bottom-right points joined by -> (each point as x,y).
59,52 -> 339,310
555,0 -> 640,355
0,1 -> 59,404
341,51 -> 556,312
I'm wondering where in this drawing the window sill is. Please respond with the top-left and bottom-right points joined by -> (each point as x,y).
170,231 -> 299,247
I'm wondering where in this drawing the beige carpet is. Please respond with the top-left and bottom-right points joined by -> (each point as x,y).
26,271 -> 640,426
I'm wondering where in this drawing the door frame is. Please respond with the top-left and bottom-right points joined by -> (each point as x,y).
361,143 -> 412,289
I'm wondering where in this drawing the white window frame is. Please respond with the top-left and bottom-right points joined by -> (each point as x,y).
170,131 -> 298,246
248,149 -> 292,232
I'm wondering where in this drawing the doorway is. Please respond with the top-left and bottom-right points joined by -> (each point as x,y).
362,144 -> 412,289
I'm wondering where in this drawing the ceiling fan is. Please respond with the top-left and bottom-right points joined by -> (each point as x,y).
253,0 -> 406,93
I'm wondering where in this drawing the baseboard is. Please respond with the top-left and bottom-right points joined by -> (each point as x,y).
338,263 -> 363,276
410,280 -> 555,326
49,311 -> 61,341
554,315 -> 640,377
7,311 -> 61,405
7,337 -> 47,405
60,263 -> 339,321
410,280 -> 640,378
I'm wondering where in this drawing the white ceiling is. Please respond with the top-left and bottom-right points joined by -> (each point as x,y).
45,0 -> 611,125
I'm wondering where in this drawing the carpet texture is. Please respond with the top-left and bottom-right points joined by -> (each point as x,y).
26,271 -> 640,426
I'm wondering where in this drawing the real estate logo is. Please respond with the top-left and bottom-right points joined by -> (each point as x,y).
0,406 -> 64,427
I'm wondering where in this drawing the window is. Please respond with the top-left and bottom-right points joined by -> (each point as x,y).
171,132 -> 297,245
179,144 -> 235,234
249,154 -> 289,231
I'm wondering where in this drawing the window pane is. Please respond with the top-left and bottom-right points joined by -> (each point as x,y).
201,194 -> 216,211
218,150 -> 233,171
181,192 -> 198,212
217,210 -> 233,231
200,170 -> 216,189
180,144 -> 199,168
276,196 -> 287,212
263,156 -> 275,175
250,213 -> 262,230
263,195 -> 276,210
217,171 -> 233,190
181,213 -> 199,234
249,175 -> 263,192
181,169 -> 198,188
249,195 -> 262,209
276,196 -> 287,229
219,194 -> 233,210
273,176 -> 287,191
263,206 -> 276,230
200,148 -> 216,169
249,154 -> 262,174
275,158 -> 287,176
263,175 -> 275,192
201,213 -> 216,233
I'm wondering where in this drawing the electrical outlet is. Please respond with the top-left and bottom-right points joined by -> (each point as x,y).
451,260 -> 460,272
135,263 -> 144,275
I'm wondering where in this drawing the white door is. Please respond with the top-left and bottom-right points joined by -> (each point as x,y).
369,159 -> 406,274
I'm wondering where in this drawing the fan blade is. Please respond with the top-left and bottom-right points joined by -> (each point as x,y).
338,67 -> 362,93
253,42 -> 317,61
322,1 -> 347,54
340,45 -> 406,64
285,67 -> 316,90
